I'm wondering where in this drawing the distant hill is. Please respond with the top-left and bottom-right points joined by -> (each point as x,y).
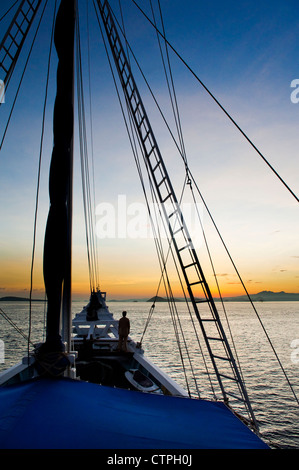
146,291 -> 299,303
2,292 -> 297,303
147,296 -> 168,303
223,291 -> 299,302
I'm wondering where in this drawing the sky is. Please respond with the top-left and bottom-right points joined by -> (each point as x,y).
0,0 -> 298,301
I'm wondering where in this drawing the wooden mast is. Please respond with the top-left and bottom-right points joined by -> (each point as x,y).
41,0 -> 75,364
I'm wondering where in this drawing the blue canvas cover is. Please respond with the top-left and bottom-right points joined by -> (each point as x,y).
0,377 -> 269,449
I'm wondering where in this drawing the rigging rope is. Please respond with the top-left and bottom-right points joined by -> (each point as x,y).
0,0 -> 20,23
75,7 -> 99,293
86,0 -> 100,288
150,0 -> 188,169
0,307 -> 34,346
131,0 -> 299,205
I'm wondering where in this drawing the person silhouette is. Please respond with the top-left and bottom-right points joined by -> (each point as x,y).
117,311 -> 130,352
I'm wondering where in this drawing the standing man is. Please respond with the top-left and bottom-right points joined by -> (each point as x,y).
118,311 -> 130,352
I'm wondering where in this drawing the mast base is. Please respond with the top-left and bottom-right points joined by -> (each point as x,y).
33,338 -> 70,378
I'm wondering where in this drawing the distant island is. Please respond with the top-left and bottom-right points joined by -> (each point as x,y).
147,291 -> 299,302
0,296 -> 46,302
147,296 -> 168,303
1,291 -> 299,303
222,291 -> 299,302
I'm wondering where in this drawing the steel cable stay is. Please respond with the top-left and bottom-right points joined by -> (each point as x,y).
75,8 -> 99,294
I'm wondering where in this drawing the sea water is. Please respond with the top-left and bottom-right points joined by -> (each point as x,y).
0,299 -> 298,449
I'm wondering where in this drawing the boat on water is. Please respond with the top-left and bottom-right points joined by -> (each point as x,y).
72,289 -> 182,396
0,0 -> 297,450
